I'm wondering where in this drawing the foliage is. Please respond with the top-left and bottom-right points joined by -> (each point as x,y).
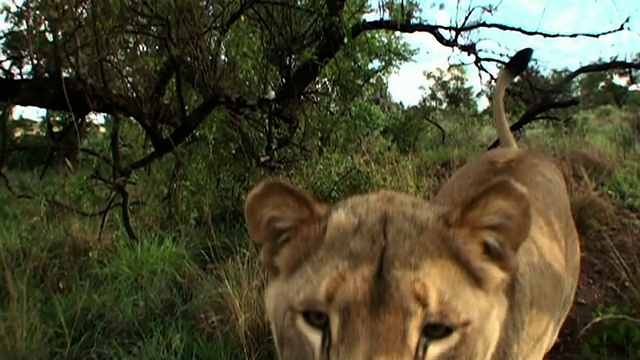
0,0 -> 639,359
3,103 -> 640,359
607,161 -> 640,211
579,53 -> 640,109
581,304 -> 640,359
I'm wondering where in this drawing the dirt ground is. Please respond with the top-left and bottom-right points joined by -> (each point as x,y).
546,208 -> 639,360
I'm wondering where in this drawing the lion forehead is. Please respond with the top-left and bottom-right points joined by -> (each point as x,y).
282,191 -> 458,307
288,192 -> 451,295
326,190 -> 436,234
316,191 -> 442,264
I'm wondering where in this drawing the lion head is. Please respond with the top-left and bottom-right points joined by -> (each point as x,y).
244,177 -> 532,360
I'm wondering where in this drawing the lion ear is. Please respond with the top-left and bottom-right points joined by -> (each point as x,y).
443,177 -> 532,290
244,178 -> 328,276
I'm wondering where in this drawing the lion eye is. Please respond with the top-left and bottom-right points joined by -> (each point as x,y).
302,311 -> 329,330
421,323 -> 453,341
415,323 -> 454,360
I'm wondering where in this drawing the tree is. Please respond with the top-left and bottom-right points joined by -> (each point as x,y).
0,0 -> 633,239
421,65 -> 479,114
579,53 -> 640,109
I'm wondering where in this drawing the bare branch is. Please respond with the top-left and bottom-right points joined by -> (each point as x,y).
48,196 -> 142,218
122,96 -> 221,174
426,117 -> 446,145
0,77 -> 144,120
0,169 -> 34,199
2,168 -> 138,217
357,17 -> 629,39
487,58 -> 640,150
488,98 -> 581,150
1,143 -> 115,170
551,61 -> 640,94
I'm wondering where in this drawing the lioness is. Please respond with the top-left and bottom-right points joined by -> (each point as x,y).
244,48 -> 581,360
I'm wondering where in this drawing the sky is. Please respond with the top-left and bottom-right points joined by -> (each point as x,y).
1,0 -> 639,120
382,0 -> 640,107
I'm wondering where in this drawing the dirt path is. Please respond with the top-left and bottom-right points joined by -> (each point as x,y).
546,210 -> 639,359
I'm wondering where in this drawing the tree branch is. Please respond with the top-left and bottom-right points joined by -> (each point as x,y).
358,17 -> 629,39
487,59 -> 640,150
274,0 -> 347,101
274,9 -> 628,105
551,61 -> 640,94
1,2 -> 632,179
0,169 -> 33,199
487,98 -> 581,150
1,142 -> 115,169
0,77 -> 142,119
122,96 -> 222,174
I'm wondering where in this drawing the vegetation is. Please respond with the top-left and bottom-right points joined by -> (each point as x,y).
0,0 -> 638,359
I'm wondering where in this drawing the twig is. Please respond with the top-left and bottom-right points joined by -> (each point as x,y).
0,169 -> 34,199
579,314 -> 640,338
98,194 -> 117,241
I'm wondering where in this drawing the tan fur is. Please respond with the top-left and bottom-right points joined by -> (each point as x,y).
244,48 -> 581,360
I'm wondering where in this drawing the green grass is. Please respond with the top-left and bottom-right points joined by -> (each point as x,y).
1,108 -> 639,359
0,211 -> 273,359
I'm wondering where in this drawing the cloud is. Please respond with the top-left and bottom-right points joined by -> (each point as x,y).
11,106 -> 46,120
386,0 -> 639,106
387,62 -> 436,105
520,0 -> 545,13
